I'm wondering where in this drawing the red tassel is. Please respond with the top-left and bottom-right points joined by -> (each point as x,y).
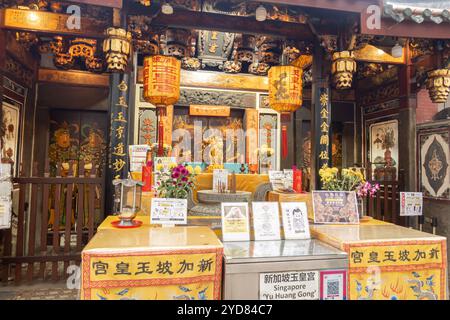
157,107 -> 166,156
282,125 -> 288,159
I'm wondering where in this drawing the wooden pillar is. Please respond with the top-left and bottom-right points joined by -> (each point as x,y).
105,7 -> 131,215
311,41 -> 332,189
0,30 -> 5,151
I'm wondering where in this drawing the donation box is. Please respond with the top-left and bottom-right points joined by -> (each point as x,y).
223,239 -> 348,300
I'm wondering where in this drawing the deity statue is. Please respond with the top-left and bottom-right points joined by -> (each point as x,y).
202,135 -> 223,165
48,122 -> 78,176
80,125 -> 106,175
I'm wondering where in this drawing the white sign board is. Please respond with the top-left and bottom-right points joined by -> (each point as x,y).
0,164 -> 12,229
128,145 -> 150,172
400,192 -> 423,216
260,270 -> 319,300
150,198 -> 187,225
252,202 -> 281,241
268,170 -> 285,191
281,202 -> 310,240
221,202 -> 250,242
213,169 -> 228,192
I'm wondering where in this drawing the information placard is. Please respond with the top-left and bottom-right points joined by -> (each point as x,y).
259,270 -> 319,300
150,198 -> 187,225
312,191 -> 359,224
280,202 -> 310,240
252,202 -> 281,241
128,145 -> 150,172
221,202 -> 250,242
400,192 -> 423,216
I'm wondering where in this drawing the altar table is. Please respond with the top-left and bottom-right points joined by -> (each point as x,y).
310,222 -> 448,300
80,225 -> 223,300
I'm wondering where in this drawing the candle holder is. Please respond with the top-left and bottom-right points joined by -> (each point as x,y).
112,179 -> 143,227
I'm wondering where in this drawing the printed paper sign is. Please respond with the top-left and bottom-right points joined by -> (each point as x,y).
400,192 -> 423,216
128,145 -> 150,172
221,202 -> 250,242
150,198 -> 187,225
280,202 -> 310,240
260,270 -> 319,300
252,202 -> 281,241
153,157 -> 177,186
320,270 -> 347,300
213,169 -> 228,192
312,191 -> 359,224
268,170 -> 286,191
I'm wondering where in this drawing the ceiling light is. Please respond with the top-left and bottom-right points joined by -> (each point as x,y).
391,42 -> 403,58
255,5 -> 267,22
161,2 -> 173,15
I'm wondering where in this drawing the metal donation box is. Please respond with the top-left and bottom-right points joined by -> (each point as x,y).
223,239 -> 348,300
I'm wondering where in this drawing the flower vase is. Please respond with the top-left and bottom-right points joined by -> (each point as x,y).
357,197 -> 366,218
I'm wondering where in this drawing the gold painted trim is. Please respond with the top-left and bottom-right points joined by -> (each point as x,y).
354,44 -> 405,64
189,105 -> 231,117
38,68 -> 109,87
0,8 -> 106,38
137,67 -> 268,92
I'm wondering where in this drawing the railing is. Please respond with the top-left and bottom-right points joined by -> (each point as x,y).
1,160 -> 104,284
364,166 -> 405,226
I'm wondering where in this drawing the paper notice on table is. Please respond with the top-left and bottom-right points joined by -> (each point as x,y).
400,192 -> 423,216
213,169 -> 228,192
150,198 -> 187,225
281,202 -> 310,240
129,145 -> 150,172
153,157 -> 177,186
260,270 -> 319,300
252,202 -> 281,241
221,202 -> 250,242
268,170 -> 285,191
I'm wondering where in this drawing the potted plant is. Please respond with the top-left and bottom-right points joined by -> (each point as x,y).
155,164 -> 196,199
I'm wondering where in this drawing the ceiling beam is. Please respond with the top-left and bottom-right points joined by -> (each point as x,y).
65,0 -> 122,8
0,8 -> 107,38
257,0 -> 377,13
150,10 -> 314,40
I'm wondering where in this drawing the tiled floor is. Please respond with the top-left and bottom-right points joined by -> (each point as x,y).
0,282 -> 79,300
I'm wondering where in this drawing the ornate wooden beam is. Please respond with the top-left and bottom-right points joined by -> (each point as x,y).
150,10 -> 314,41
66,0 -> 122,8
354,44 -> 405,65
137,68 -> 269,91
38,68 -> 109,87
0,8 -> 107,38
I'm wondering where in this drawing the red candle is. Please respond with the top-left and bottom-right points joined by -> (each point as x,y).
293,168 -> 303,193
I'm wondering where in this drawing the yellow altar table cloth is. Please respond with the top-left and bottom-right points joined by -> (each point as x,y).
310,222 -> 448,300
80,226 -> 223,300
131,172 -> 269,202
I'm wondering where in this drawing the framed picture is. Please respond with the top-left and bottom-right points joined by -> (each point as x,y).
221,202 -> 250,242
312,191 -> 359,224
369,119 -> 398,179
1,102 -> 20,175
252,201 -> 281,241
280,202 -> 310,240
417,127 -> 450,200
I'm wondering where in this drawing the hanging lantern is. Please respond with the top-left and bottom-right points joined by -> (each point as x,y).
143,55 -> 181,155
331,50 -> 356,90
268,65 -> 303,159
426,69 -> 450,103
268,65 -> 303,113
103,27 -> 132,72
